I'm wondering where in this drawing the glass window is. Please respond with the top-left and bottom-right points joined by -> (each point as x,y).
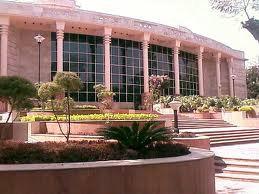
148,44 -> 174,96
51,32 -> 104,102
179,51 -> 199,95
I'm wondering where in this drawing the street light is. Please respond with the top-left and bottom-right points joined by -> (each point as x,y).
169,99 -> 182,134
231,74 -> 236,97
34,34 -> 45,84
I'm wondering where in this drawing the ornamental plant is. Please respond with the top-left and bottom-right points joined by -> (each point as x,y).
54,72 -> 82,142
38,82 -> 65,138
94,84 -> 115,110
98,121 -> 171,153
149,75 -> 170,102
0,76 -> 36,139
0,76 -> 36,123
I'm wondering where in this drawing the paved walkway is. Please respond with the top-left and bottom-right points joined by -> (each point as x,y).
212,143 -> 259,160
214,143 -> 259,193
216,178 -> 259,194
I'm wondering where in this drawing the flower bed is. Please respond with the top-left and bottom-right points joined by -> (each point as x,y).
22,113 -> 159,122
0,141 -> 189,164
0,148 -> 215,194
30,120 -> 165,135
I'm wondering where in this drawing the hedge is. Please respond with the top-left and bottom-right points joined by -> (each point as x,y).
21,113 -> 159,122
0,141 -> 189,164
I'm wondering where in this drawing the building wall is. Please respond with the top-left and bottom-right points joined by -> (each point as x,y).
233,58 -> 247,98
220,59 -> 230,96
2,27 -> 247,100
203,57 -> 217,96
15,28 -> 51,83
7,26 -> 18,76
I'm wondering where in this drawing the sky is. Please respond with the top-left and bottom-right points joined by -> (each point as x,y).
8,0 -> 259,65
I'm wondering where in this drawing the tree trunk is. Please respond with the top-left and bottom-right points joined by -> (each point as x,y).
51,99 -> 66,139
67,92 -> 71,143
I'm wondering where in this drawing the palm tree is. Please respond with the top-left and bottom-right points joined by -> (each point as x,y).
98,121 -> 171,153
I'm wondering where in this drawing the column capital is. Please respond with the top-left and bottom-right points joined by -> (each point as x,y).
172,40 -> 181,48
0,16 -> 9,26
103,27 -> 112,36
227,57 -> 234,64
56,21 -> 65,30
142,32 -> 150,42
198,46 -> 204,53
217,52 -> 221,59
0,24 -> 8,35
103,27 -> 112,45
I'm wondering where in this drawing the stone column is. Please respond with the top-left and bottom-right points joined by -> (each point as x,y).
198,46 -> 204,96
228,57 -> 234,97
0,16 -> 9,76
173,40 -> 181,95
216,52 -> 221,96
142,33 -> 150,94
56,21 -> 65,72
142,33 -> 151,110
0,24 -> 8,76
103,27 -> 112,90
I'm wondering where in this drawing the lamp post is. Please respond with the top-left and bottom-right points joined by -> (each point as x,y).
34,34 -> 45,84
231,74 -> 236,97
169,100 -> 182,133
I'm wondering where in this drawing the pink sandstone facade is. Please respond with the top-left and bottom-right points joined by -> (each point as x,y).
0,0 -> 247,107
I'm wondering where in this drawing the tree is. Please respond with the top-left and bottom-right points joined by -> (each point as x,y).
94,84 -> 115,111
246,66 -> 259,98
0,76 -> 36,124
209,0 -> 259,41
38,82 -> 65,138
54,72 -> 82,142
149,75 -> 170,102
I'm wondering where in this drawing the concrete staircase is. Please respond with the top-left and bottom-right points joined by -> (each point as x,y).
194,128 -> 259,147
215,156 -> 259,183
172,119 -> 235,129
159,114 -> 235,129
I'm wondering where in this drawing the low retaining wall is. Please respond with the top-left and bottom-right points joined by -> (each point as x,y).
180,112 -> 222,119
174,136 -> 211,150
30,120 -> 166,135
0,123 -> 29,141
0,148 -> 215,194
222,111 -> 259,127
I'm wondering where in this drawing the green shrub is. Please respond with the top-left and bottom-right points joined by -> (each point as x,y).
21,113 -> 159,122
0,141 -> 189,164
98,121 -> 171,153
239,106 -> 254,112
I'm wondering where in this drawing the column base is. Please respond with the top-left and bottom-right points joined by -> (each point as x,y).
141,92 -> 153,111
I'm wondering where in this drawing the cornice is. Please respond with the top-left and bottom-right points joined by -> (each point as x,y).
0,1 -> 244,59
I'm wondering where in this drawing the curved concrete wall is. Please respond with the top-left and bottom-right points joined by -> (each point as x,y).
0,148 -> 215,194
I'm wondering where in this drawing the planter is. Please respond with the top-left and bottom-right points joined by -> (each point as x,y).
0,122 -> 29,141
31,120 -> 166,135
174,136 -> 210,150
0,148 -> 215,194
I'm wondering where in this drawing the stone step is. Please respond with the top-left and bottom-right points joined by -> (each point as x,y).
199,130 -> 259,137
215,157 -> 259,165
216,173 -> 259,183
211,134 -> 259,142
211,138 -> 259,147
215,166 -> 259,175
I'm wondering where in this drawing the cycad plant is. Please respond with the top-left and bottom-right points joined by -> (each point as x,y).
98,121 -> 171,153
